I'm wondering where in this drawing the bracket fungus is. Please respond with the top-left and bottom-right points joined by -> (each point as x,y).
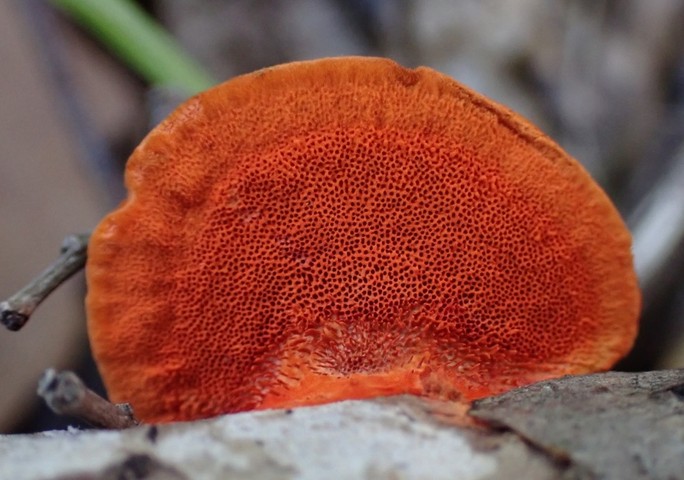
86,57 -> 640,423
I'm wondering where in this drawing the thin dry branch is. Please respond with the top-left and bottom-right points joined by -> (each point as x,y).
1,233 -> 89,331
37,369 -> 139,429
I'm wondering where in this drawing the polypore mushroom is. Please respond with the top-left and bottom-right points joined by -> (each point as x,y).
86,57 -> 640,423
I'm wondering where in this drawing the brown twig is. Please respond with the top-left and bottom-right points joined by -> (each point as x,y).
1,233 -> 89,331
37,369 -> 140,429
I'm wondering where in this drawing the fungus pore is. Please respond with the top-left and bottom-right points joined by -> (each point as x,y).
86,57 -> 640,423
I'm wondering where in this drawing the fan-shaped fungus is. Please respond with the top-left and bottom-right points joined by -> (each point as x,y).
86,57 -> 640,423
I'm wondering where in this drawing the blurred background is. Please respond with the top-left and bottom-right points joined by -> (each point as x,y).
1,0 -> 683,433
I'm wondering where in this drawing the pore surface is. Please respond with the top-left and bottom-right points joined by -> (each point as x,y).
86,58 -> 639,422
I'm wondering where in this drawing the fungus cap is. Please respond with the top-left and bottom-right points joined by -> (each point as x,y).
86,57 -> 640,423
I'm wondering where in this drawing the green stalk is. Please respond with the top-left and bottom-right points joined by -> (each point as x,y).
50,0 -> 216,95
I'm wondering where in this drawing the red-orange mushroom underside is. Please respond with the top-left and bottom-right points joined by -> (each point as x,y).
86,57 -> 640,423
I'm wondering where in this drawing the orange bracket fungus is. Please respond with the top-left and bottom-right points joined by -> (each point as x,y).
86,57 -> 640,423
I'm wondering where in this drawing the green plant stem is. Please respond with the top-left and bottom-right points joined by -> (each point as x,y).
50,0 -> 215,95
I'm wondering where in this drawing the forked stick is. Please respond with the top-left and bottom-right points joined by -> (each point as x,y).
1,235 -> 138,429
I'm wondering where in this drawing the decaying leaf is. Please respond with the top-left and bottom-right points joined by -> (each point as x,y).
470,369 -> 684,480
